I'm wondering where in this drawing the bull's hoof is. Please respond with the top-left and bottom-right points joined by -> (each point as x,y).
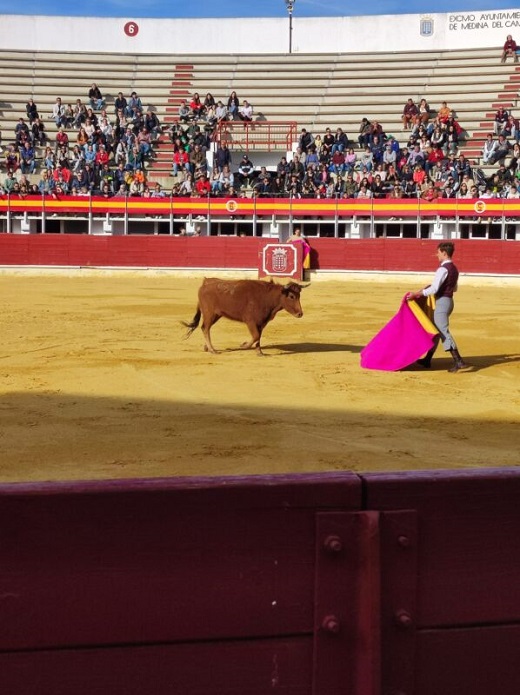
240,341 -> 252,349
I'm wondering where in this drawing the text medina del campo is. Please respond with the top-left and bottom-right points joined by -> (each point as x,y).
449,11 -> 520,31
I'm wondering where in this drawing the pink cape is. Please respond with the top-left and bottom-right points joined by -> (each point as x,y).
360,297 -> 439,371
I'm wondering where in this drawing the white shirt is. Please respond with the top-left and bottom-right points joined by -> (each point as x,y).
422,260 -> 452,297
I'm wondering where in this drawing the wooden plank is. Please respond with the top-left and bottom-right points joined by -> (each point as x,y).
363,469 -> 520,627
415,625 -> 520,695
0,637 -> 313,695
0,474 -> 360,651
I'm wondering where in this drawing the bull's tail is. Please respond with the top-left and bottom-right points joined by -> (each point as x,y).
181,307 -> 202,339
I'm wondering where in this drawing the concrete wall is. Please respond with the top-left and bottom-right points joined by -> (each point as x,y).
1,9 -> 519,54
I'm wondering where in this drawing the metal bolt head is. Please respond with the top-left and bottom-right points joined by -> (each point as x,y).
324,534 -> 343,553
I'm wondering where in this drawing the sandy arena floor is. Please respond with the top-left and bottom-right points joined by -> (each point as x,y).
1,272 -> 519,483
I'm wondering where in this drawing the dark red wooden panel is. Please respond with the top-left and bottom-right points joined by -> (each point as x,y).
363,469 -> 520,627
415,625 -> 520,695
0,637 -> 313,695
0,474 -> 360,651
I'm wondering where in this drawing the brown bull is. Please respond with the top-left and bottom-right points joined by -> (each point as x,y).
182,278 -> 307,354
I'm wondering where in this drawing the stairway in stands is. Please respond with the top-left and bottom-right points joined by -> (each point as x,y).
463,64 -> 520,165
148,64 -> 195,178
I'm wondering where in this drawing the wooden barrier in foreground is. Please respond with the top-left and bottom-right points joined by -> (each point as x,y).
0,469 -> 519,694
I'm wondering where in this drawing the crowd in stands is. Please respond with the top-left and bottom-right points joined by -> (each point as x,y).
1,60 -> 520,203
0,83 -> 167,198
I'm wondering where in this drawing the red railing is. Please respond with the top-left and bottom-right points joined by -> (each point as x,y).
1,195 -> 519,220
213,120 -> 298,152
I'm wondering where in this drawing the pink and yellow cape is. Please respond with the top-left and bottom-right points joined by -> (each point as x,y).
360,296 -> 438,371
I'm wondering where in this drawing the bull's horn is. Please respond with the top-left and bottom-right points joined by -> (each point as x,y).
285,281 -> 311,288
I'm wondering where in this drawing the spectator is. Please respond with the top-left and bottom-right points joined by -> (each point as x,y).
369,120 -> 385,145
298,128 -> 314,153
490,134 -> 511,165
171,146 -> 190,178
63,103 -> 75,128
144,109 -> 161,140
203,92 -> 216,112
178,99 -> 192,124
383,142 -> 397,168
189,143 -> 206,178
227,91 -> 239,120
456,182 -> 472,199
137,127 -> 154,159
289,153 -> 305,180
20,141 -> 36,174
407,143 -> 425,168
329,148 -> 346,183
417,98 -> 430,126
402,99 -> 419,129
126,92 -> 142,119
31,117 -> 46,147
238,100 -> 253,122
88,83 -> 104,110
195,172 -> 211,196
332,127 -> 348,154
444,125 -> 459,156
73,99 -> 87,129
14,118 -> 30,146
503,113 -> 519,142
505,183 -> 520,198
50,97 -> 66,127
454,154 -> 472,181
482,134 -> 499,165
38,168 -> 54,195
507,142 -> 520,174
494,107 -> 509,135
360,146 -> 374,172
190,92 -> 204,120
322,127 -> 335,158
215,100 -> 228,124
215,142 -> 231,170
26,98 -> 39,123
358,118 -> 371,148
218,165 -> 234,194
344,147 -> 357,172
501,34 -> 519,63
237,154 -> 254,187
437,101 -> 451,125
114,92 -> 127,116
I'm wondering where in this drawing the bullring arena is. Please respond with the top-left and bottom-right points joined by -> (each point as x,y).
2,271 -> 520,482
1,8 -> 520,695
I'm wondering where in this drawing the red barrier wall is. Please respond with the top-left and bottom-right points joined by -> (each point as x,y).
1,235 -> 520,275
1,469 -> 519,694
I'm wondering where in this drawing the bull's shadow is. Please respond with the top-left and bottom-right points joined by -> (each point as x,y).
263,342 -> 363,354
